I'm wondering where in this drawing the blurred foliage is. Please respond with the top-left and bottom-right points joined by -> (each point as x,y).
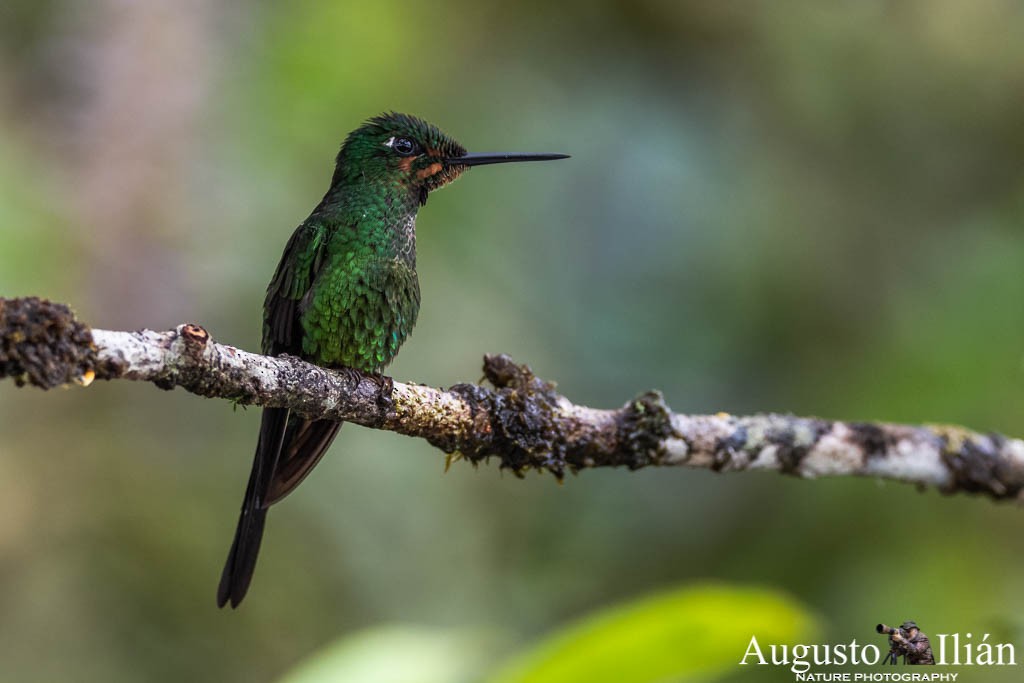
278,583 -> 815,683
278,625 -> 501,683
1,1 -> 1023,682
486,583 -> 815,683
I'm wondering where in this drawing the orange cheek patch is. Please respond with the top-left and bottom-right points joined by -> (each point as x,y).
398,157 -> 415,172
416,162 -> 443,179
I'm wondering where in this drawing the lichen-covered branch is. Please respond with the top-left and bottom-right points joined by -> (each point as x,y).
3,296 -> 1024,500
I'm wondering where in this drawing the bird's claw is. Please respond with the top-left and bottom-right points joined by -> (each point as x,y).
339,367 -> 363,384
369,372 -> 394,411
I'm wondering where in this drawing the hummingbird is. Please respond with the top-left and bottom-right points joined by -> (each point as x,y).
217,112 -> 568,607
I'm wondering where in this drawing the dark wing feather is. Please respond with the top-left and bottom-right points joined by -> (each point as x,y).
266,419 -> 344,505
263,224 -> 326,356
218,221 -> 338,608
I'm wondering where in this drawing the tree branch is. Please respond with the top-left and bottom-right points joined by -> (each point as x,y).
3,296 -> 1023,500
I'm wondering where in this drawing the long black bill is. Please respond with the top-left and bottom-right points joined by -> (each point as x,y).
445,152 -> 570,167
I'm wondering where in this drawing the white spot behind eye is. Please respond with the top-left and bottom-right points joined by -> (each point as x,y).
383,137 -> 395,148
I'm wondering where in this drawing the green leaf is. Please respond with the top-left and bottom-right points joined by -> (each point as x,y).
277,625 -> 500,683
487,582 -> 817,683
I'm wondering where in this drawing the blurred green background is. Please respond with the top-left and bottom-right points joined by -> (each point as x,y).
1,1 -> 1023,681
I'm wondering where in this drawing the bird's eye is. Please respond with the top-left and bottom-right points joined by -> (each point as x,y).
393,137 -> 417,156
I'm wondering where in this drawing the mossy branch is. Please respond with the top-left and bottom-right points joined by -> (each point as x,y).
3,296 -> 1024,500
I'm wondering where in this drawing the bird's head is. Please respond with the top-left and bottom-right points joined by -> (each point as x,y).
332,112 -> 567,206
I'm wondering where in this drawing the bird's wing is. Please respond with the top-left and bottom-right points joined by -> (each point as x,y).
259,218 -> 346,505
218,220 -> 332,608
263,221 -> 329,356
264,418 -> 343,505
256,219 -> 335,508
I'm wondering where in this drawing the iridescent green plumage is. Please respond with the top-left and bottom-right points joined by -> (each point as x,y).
264,113 -> 468,371
217,113 -> 567,608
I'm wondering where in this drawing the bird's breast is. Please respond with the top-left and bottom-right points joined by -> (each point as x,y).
300,255 -> 420,371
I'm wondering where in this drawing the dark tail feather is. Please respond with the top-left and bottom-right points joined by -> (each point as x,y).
218,411 -> 343,608
217,503 -> 267,608
217,407 -> 290,608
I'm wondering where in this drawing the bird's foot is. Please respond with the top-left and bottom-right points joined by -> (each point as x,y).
338,367 -> 363,384
368,372 -> 395,411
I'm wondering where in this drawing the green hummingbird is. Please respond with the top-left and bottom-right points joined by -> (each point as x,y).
218,112 -> 568,607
